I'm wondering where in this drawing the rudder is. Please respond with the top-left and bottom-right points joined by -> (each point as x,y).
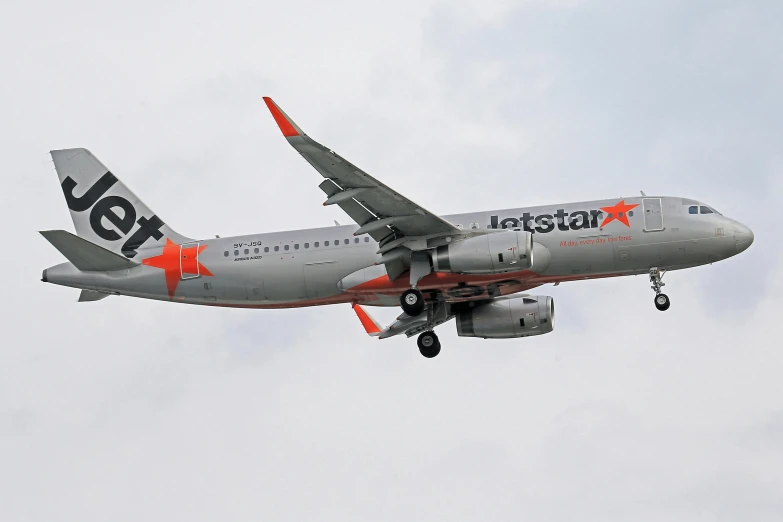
51,148 -> 189,258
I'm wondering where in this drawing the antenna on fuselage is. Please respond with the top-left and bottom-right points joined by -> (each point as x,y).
640,190 -> 647,196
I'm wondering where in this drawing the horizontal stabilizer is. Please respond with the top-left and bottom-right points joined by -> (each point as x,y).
40,230 -> 139,271
79,289 -> 112,302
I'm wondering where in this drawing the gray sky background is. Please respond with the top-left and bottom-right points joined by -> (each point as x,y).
1,1 -> 781,520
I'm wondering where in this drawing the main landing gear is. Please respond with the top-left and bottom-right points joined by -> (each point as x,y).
401,288 -> 425,316
417,331 -> 441,358
402,251 -> 431,317
649,267 -> 670,311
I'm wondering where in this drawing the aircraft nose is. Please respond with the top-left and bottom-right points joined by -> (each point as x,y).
734,222 -> 754,253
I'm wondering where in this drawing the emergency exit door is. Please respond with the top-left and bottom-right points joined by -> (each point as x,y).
180,242 -> 201,280
643,198 -> 664,232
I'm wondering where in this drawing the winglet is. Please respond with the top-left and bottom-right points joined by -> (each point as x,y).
262,97 -> 302,137
352,303 -> 383,336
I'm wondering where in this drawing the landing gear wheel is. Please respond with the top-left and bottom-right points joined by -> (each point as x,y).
417,331 -> 441,358
649,268 -> 670,311
654,293 -> 670,311
401,289 -> 425,316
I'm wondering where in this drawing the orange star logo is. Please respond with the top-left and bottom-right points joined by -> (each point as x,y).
599,200 -> 639,228
142,239 -> 213,299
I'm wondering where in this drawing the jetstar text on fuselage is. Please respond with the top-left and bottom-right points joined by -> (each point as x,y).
490,201 -> 638,234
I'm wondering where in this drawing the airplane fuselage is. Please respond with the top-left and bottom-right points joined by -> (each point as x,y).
44,195 -> 753,308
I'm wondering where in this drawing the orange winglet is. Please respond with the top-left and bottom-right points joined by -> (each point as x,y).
352,303 -> 382,336
263,97 -> 300,137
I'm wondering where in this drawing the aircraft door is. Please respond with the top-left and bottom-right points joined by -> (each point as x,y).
643,198 -> 664,232
180,242 -> 201,279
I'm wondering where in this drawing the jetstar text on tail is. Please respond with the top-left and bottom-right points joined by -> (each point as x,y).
61,172 -> 165,258
490,201 -> 639,233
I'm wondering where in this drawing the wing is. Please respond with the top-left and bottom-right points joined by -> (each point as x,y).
351,302 -> 454,340
263,97 -> 461,246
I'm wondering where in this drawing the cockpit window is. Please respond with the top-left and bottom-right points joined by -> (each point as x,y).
700,206 -> 714,214
689,206 -> 698,214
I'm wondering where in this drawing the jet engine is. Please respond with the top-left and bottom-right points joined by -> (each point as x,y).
455,295 -> 554,339
431,231 -> 533,274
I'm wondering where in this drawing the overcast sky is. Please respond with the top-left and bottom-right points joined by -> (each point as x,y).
1,0 -> 781,520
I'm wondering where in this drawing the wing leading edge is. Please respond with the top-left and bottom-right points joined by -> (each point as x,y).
262,97 -> 461,247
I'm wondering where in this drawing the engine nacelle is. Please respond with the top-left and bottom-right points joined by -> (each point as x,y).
456,295 -> 555,339
432,231 -> 533,274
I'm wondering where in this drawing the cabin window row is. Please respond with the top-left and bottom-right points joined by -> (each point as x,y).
224,236 -> 371,257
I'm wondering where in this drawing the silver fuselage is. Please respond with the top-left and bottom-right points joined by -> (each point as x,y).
43,196 -> 753,308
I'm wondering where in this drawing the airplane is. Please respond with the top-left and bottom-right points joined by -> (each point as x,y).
40,97 -> 754,358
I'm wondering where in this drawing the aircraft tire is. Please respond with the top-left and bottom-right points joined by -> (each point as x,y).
401,289 -> 425,316
654,293 -> 670,311
417,331 -> 441,358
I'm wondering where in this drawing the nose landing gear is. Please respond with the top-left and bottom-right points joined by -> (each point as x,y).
650,268 -> 670,311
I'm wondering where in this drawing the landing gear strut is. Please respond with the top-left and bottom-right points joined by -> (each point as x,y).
649,268 -> 670,311
402,251 -> 431,317
417,331 -> 441,358
401,288 -> 425,316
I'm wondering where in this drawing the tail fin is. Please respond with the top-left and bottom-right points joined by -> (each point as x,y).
51,148 -> 189,258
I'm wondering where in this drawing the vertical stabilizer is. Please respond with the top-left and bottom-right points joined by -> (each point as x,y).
51,148 -> 189,258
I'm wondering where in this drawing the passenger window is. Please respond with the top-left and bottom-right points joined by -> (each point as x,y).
335,239 -> 339,245
354,238 -> 359,243
344,239 -> 349,245
325,241 -> 329,246
284,245 -> 289,251
264,247 -> 269,253
224,251 -> 229,257
244,249 -> 249,255
689,206 -> 698,214
700,206 -> 713,214
364,237 -> 369,242
304,243 -> 309,249
274,246 -> 279,252
294,244 -> 299,250
234,250 -> 239,256
315,242 -> 320,247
